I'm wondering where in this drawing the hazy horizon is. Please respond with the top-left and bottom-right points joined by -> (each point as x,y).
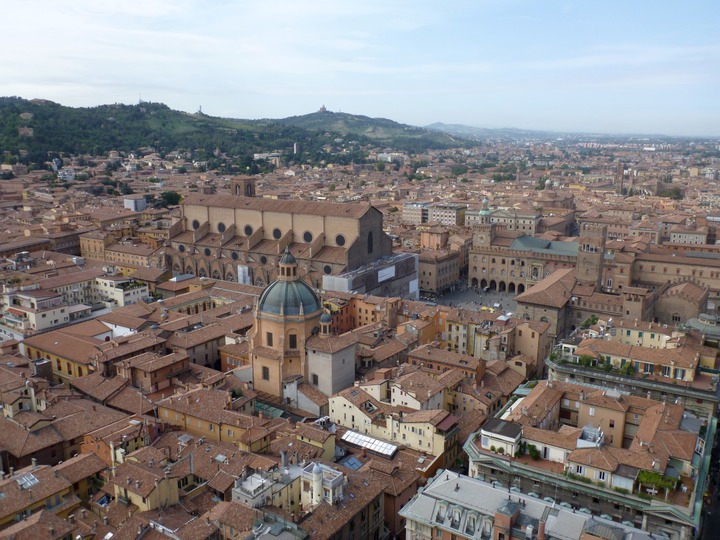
3,1 -> 719,138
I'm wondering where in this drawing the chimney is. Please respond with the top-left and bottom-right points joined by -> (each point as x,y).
103,516 -> 109,526
68,514 -> 75,524
9,467 -> 14,477
476,359 -> 486,382
31,458 -> 37,468
537,519 -> 547,540
80,508 -> 87,518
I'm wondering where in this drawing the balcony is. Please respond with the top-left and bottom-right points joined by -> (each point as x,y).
2,312 -> 30,330
546,352 -> 718,402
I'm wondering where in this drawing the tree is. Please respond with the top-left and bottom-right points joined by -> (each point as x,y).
375,161 -> 386,172
451,164 -> 468,176
659,187 -> 684,200
157,191 -> 181,207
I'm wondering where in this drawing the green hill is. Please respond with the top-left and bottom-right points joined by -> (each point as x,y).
276,109 -> 464,151
0,97 -> 332,161
0,98 -> 466,168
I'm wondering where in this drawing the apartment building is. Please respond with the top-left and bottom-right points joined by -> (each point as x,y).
0,454 -> 106,529
466,204 -> 541,235
0,288 -> 71,339
329,386 -> 460,467
155,387 -> 271,452
418,249 -> 460,295
403,201 -> 467,227
547,326 -> 719,416
94,275 -> 149,306
115,351 -> 190,393
400,469 -> 648,540
23,325 -> 166,383
464,380 -> 713,539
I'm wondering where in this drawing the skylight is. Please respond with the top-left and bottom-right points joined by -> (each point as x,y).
341,430 -> 398,458
17,474 -> 39,490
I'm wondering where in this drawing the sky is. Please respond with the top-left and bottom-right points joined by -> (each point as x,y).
3,0 -> 719,136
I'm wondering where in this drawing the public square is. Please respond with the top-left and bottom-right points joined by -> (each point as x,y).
431,282 -> 518,315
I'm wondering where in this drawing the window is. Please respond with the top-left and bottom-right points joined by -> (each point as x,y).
262,366 -> 270,380
661,365 -> 671,377
588,407 -> 595,417
367,231 -> 374,253
312,374 -> 319,385
272,228 -> 282,240
266,332 -> 273,347
609,420 -> 615,428
289,334 -> 297,349
598,471 -> 606,481
575,465 -> 584,474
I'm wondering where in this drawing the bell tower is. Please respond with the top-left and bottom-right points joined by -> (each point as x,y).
576,223 -> 606,290
231,176 -> 256,198
472,197 -> 496,249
